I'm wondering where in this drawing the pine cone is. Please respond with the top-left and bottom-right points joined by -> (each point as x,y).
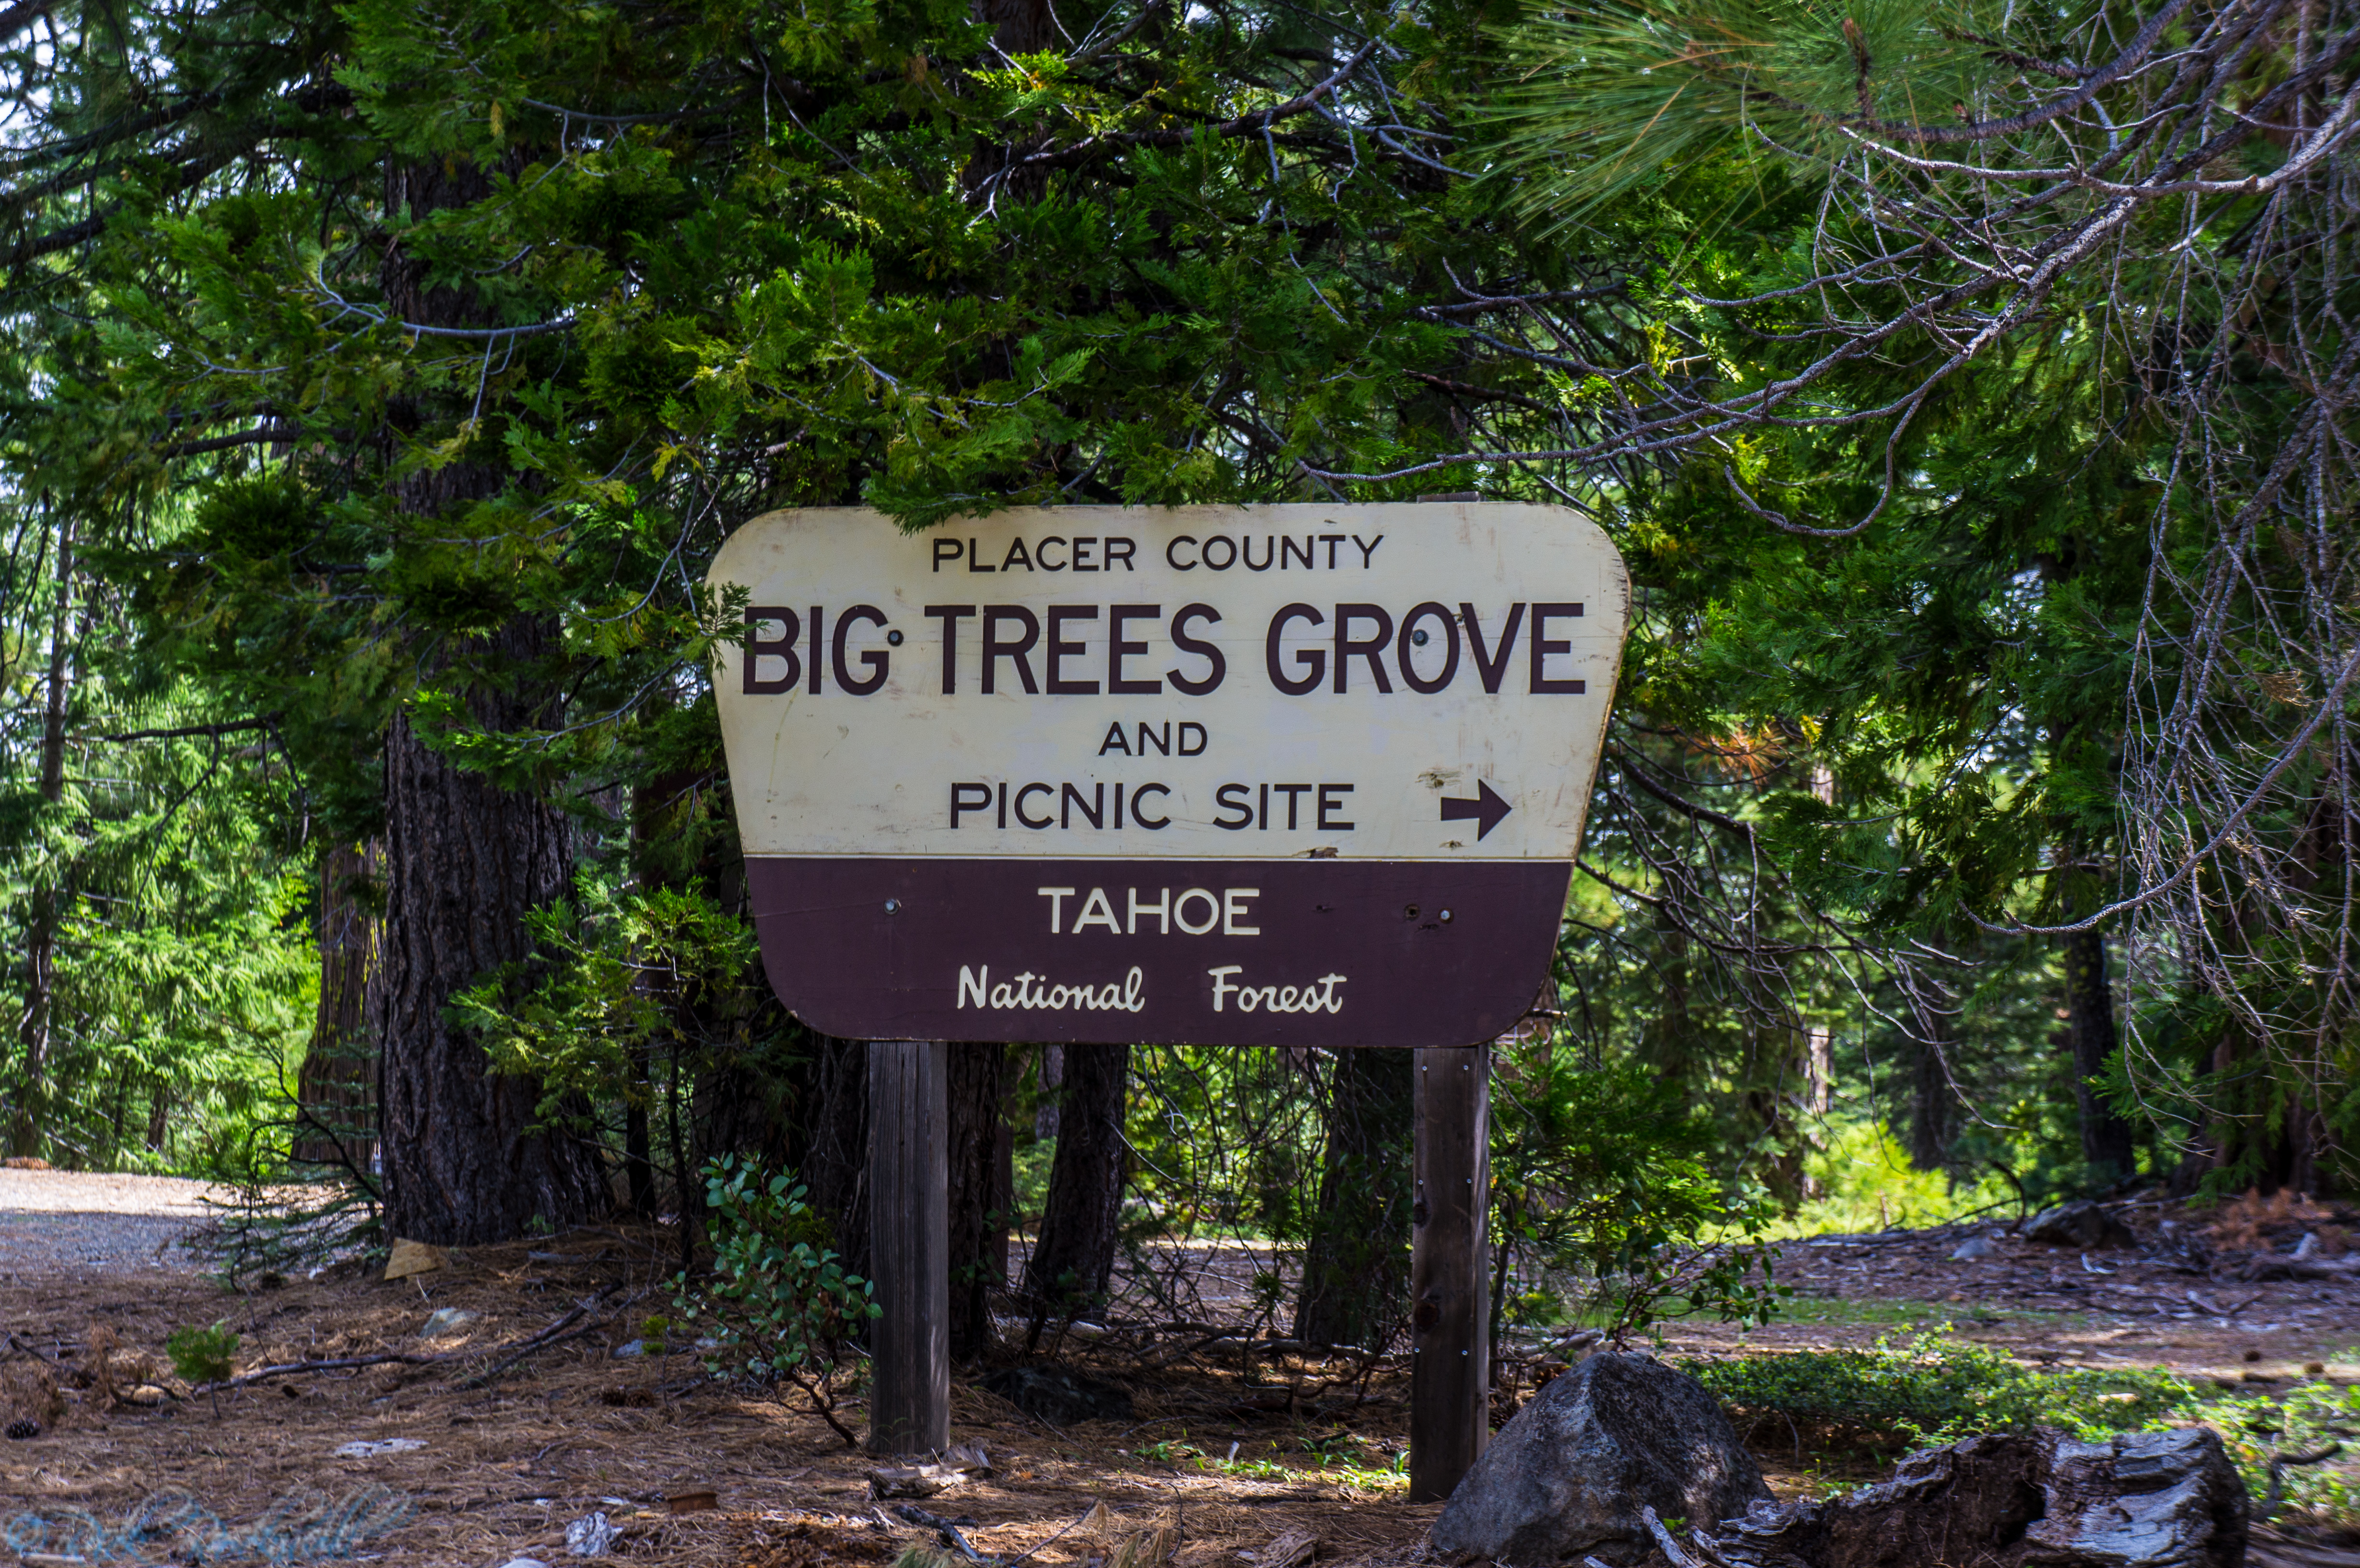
4,1417 -> 41,1440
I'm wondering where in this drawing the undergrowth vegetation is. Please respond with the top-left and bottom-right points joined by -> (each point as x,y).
1688,1335 -> 2360,1522
671,1157 -> 878,1448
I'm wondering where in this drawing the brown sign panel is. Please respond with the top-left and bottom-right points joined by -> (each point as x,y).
711,502 -> 1627,1046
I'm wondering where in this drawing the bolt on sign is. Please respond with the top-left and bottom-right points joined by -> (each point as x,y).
710,503 -> 1627,1047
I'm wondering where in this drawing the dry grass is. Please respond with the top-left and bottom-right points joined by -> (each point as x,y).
8,1202 -> 2354,1567
0,1229 -> 1448,1568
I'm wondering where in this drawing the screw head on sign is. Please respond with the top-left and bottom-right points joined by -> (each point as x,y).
887,629 -> 904,645
1412,629 -> 1430,646
1438,909 -> 1453,923
884,898 -> 903,914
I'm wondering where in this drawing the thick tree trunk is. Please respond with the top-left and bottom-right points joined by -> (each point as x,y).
1022,1042 -> 1127,1319
2062,928 -> 2138,1181
8,519 -> 74,1159
947,1042 -> 1007,1360
294,843 -> 380,1172
375,686 -> 607,1243
371,150 -> 605,1245
1293,1047 -> 1414,1349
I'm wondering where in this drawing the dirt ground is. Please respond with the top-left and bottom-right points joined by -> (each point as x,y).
0,1178 -> 2355,1568
0,1170 -> 229,1282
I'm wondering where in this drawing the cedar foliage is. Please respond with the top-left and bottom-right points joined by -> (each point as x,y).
2,0 -> 2354,1318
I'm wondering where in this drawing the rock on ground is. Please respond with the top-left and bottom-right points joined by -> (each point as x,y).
2024,1200 -> 2137,1250
1429,1351 -> 1770,1567
1712,1424 -> 2248,1568
979,1363 -> 1133,1425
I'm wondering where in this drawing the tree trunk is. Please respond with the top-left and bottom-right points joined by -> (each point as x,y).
795,1035 -> 871,1280
2062,928 -> 2138,1181
623,1046 -> 656,1215
1293,1048 -> 1414,1349
1022,1042 -> 1127,1320
1905,981 -> 1959,1171
371,149 -> 605,1246
947,1042 -> 1007,1360
8,517 -> 74,1160
1035,1044 -> 1063,1138
294,843 -> 380,1173
961,0 -> 1059,199
375,688 -> 607,1242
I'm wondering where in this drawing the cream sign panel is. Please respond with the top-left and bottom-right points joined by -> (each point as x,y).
708,502 -> 1628,1047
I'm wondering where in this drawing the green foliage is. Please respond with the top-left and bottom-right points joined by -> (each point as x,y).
1688,1335 -> 2360,1525
1492,1058 -> 1786,1344
165,1320 -> 239,1388
0,672 -> 321,1170
1768,1121 -> 2015,1238
455,870 -> 763,1128
670,1155 -> 878,1446
1482,0 -> 2027,221
1689,1333 -> 2184,1445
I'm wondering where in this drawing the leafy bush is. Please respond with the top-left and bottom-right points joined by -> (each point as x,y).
457,871 -> 762,1130
670,1155 -> 877,1446
1687,1333 -> 2187,1445
1492,1060 -> 1786,1344
1688,1334 -> 2360,1526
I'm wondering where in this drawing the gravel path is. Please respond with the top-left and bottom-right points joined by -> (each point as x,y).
0,1169 -> 228,1281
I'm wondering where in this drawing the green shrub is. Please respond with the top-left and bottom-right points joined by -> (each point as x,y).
1492,1061 -> 1787,1344
1687,1334 -> 2360,1527
1686,1333 -> 2187,1445
166,1320 -> 240,1417
671,1154 -> 877,1446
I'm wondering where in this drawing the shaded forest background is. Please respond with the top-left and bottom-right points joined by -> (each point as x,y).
2,0 -> 2355,1346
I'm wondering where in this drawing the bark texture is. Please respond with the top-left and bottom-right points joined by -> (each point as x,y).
1294,1047 -> 1414,1348
294,843 -> 380,1172
2062,929 -> 2139,1180
1035,1043 -> 1063,1138
947,1042 -> 1008,1360
1023,1041 -> 1128,1317
375,665 -> 606,1243
1905,986 -> 1959,1171
371,149 -> 606,1245
1713,1425 -> 2246,1568
795,1035 -> 871,1281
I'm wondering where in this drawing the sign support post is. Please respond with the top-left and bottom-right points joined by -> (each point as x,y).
1408,1042 -> 1491,1501
867,1039 -> 950,1455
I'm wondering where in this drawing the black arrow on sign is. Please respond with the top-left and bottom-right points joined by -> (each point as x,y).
1439,780 -> 1512,841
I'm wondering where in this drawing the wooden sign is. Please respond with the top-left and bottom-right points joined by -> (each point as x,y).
710,502 -> 1627,1045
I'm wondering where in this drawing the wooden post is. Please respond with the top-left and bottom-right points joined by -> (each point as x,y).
868,1039 -> 949,1455
1409,1042 -> 1490,1503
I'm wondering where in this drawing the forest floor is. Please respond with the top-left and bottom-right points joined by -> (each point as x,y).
0,1177 -> 2356,1567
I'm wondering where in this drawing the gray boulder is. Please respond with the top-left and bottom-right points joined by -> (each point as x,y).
2025,1201 -> 2137,1250
1711,1425 -> 2247,1568
1429,1351 -> 1771,1566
